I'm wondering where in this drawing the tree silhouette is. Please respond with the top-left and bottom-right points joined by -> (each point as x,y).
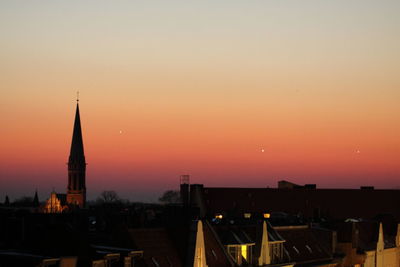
159,190 -> 180,204
97,190 -> 120,204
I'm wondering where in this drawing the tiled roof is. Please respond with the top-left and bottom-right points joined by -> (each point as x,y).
202,221 -> 235,267
310,227 -> 335,256
357,222 -> 379,251
128,221 -> 234,267
327,221 -> 397,251
129,228 -> 183,267
267,221 -> 286,242
231,221 -> 285,261
214,225 -> 255,245
276,226 -> 332,264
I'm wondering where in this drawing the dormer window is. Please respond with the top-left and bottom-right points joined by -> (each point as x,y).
241,245 -> 248,260
227,244 -> 254,266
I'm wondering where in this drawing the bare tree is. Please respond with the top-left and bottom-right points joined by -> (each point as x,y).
159,190 -> 180,204
97,190 -> 120,204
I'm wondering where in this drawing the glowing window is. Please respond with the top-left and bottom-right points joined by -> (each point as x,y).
241,245 -> 247,260
244,213 -> 251,219
263,213 -> 270,219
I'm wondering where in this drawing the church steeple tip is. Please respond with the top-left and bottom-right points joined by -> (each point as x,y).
69,101 -> 85,163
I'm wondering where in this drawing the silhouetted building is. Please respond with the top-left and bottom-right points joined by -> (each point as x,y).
67,100 -> 87,208
187,181 -> 400,221
180,175 -> 190,207
41,100 -> 87,212
4,195 -> 10,206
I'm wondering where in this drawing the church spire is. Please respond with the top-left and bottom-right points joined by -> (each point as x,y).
69,102 -> 85,163
67,97 -> 86,208
33,189 -> 39,207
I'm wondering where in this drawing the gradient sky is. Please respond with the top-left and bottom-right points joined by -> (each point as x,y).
1,1 -> 399,202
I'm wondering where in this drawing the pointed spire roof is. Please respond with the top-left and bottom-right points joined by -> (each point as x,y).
69,102 -> 85,163
259,221 -> 271,265
377,222 -> 384,251
193,220 -> 208,267
33,189 -> 39,206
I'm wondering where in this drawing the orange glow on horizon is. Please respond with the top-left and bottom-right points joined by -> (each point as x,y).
1,1 -> 400,200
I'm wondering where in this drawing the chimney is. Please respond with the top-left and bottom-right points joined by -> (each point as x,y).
180,175 -> 190,207
332,230 -> 337,254
190,184 -> 206,218
351,222 -> 359,249
360,186 -> 374,190
304,184 -> 317,189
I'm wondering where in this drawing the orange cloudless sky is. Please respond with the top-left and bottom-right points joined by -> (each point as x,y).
1,1 -> 399,202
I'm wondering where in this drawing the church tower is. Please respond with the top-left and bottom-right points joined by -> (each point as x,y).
66,99 -> 86,208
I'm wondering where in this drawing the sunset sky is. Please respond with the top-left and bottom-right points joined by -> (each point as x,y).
1,1 -> 399,202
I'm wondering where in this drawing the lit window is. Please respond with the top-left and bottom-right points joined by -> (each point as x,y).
215,214 -> 223,219
244,213 -> 251,219
263,213 -> 270,219
241,245 -> 247,260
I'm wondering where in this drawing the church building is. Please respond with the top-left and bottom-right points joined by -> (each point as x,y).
43,99 -> 87,212
66,100 -> 87,208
